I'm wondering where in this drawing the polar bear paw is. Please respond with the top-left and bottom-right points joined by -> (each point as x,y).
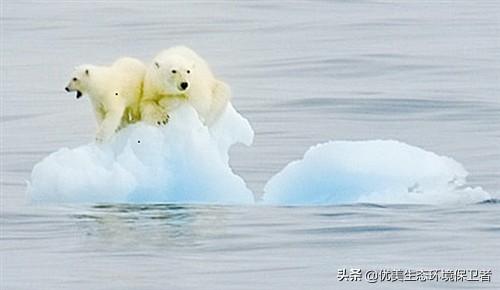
95,129 -> 109,143
144,107 -> 170,126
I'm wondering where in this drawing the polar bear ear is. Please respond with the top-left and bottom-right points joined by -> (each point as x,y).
154,62 -> 160,69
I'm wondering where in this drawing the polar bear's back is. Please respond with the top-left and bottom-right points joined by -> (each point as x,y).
110,57 -> 145,104
112,57 -> 146,80
109,57 -> 146,119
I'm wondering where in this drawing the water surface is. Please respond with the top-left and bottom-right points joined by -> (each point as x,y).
1,0 -> 499,289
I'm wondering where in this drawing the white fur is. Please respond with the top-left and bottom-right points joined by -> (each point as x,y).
66,57 -> 146,142
141,46 -> 230,126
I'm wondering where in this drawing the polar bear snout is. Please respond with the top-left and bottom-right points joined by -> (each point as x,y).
64,85 -> 82,99
179,81 -> 189,91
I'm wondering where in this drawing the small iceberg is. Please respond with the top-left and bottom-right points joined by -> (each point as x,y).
28,103 -> 255,204
261,140 -> 490,205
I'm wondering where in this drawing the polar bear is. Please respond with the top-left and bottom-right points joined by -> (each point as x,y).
141,46 -> 230,126
65,57 -> 146,142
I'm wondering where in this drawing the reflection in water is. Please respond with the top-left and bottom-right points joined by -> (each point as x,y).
71,204 -> 232,249
2,202 -> 500,289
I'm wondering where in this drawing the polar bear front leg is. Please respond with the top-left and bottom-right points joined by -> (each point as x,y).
140,100 -> 170,126
205,80 -> 231,126
89,98 -> 105,126
95,105 -> 125,143
94,106 -> 106,126
158,95 -> 185,115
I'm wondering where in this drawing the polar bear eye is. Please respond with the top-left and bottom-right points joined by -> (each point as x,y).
186,70 -> 191,74
171,69 -> 177,74
72,77 -> 78,81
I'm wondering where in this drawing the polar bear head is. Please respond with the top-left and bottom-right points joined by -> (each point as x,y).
65,65 -> 96,99
153,54 -> 194,94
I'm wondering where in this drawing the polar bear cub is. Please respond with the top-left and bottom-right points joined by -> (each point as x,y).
141,46 -> 230,126
65,57 -> 146,142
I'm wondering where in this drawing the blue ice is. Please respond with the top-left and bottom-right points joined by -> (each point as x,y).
28,104 -> 255,204
261,140 -> 490,205
28,108 -> 489,205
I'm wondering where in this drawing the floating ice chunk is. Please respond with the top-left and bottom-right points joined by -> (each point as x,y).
210,103 -> 254,163
261,140 -> 490,205
29,107 -> 489,206
28,103 -> 255,204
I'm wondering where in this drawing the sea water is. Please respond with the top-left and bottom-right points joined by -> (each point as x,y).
1,1 -> 499,289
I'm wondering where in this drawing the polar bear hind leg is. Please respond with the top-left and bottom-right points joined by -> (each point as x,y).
205,80 -> 231,126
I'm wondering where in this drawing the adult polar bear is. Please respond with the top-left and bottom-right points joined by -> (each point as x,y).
141,46 -> 230,127
65,57 -> 146,142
